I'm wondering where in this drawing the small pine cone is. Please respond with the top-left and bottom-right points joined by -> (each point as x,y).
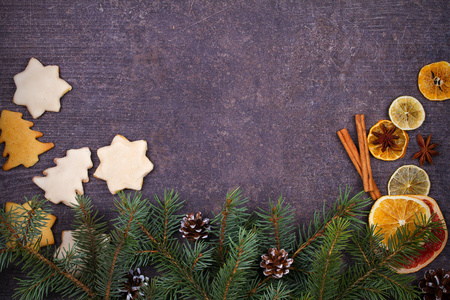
418,268 -> 450,300
260,248 -> 293,279
180,212 -> 211,242
120,268 -> 149,300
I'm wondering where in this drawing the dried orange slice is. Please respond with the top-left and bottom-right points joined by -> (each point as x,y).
418,61 -> 450,101
396,195 -> 447,273
387,165 -> 430,196
367,120 -> 409,161
369,195 -> 431,247
388,96 -> 425,130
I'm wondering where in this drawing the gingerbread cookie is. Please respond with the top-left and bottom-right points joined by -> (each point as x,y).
5,201 -> 56,247
0,110 -> 54,170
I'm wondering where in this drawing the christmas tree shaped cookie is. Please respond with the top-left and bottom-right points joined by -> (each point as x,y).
33,147 -> 93,207
0,110 -> 54,170
5,201 -> 56,247
13,57 -> 72,118
94,135 -> 154,194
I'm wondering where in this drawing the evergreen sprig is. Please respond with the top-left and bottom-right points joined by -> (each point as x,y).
0,197 -> 95,300
307,217 -> 352,300
336,214 -> 442,300
0,188 -> 444,300
70,195 -> 109,293
256,196 -> 296,251
97,192 -> 151,299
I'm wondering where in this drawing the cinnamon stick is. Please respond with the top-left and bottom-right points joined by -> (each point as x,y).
355,114 -> 372,192
337,128 -> 381,200
360,115 -> 374,191
337,129 -> 361,177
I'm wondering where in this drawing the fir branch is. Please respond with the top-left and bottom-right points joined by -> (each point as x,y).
212,188 -> 249,256
0,247 -> 14,271
292,189 -> 369,259
19,245 -> 95,299
152,190 -> 184,245
71,195 -> 108,292
134,191 -> 211,299
152,242 -> 211,300
247,276 -> 271,298
256,196 -> 296,251
1,197 -> 51,248
1,188 -> 439,300
259,281 -> 291,300
210,228 -> 258,300
185,241 -> 213,271
308,217 -> 352,300
1,198 -> 95,299
0,213 -> 18,271
97,192 -> 150,300
16,237 -> 95,299
336,215 -> 441,300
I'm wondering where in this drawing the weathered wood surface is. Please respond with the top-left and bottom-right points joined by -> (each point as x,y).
0,0 -> 448,298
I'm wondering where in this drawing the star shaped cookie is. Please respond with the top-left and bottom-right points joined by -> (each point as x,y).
94,135 -> 154,194
5,201 -> 56,247
13,57 -> 72,118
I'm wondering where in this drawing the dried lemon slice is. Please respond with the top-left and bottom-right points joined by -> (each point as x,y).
388,96 -> 425,130
418,61 -> 450,101
367,120 -> 408,161
388,165 -> 430,196
369,195 -> 431,247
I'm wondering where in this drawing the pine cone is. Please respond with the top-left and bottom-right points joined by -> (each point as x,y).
260,248 -> 293,279
120,268 -> 149,300
180,212 -> 210,242
418,268 -> 450,300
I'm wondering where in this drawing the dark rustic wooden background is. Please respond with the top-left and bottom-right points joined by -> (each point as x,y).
0,0 -> 449,298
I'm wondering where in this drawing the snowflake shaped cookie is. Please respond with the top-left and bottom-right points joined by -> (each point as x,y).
33,147 -> 93,207
13,57 -> 72,118
94,135 -> 154,194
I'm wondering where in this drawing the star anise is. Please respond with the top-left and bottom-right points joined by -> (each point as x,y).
412,134 -> 439,165
372,123 -> 400,152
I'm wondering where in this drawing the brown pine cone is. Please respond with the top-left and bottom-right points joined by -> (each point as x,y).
260,248 -> 293,279
418,268 -> 450,300
120,268 -> 149,300
180,212 -> 210,242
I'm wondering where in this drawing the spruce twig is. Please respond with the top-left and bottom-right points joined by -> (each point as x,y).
0,198 -> 95,299
307,217 -> 352,300
214,188 -> 248,257
96,192 -> 149,300
210,228 -> 258,300
71,195 -> 108,293
336,214 -> 442,300
0,188 -> 442,300
292,189 -> 368,259
256,196 -> 295,251
136,190 -> 211,299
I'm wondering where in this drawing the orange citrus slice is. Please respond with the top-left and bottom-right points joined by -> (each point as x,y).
369,195 -> 430,246
367,120 -> 409,161
418,61 -> 450,101
387,165 -> 430,196
388,96 -> 425,130
396,195 -> 447,273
